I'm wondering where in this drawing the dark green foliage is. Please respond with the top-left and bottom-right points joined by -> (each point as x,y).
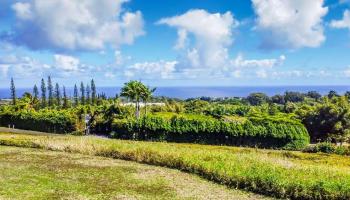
184,100 -> 209,113
271,94 -> 285,104
80,82 -> 85,105
47,76 -> 53,107
86,84 -> 91,105
306,91 -> 321,100
111,115 -> 309,150
204,104 -> 250,118
40,78 -> 46,108
91,79 -> 97,105
63,86 -> 69,109
33,85 -> 39,100
345,91 -> 350,99
74,84 -> 79,106
0,109 -> 76,133
296,96 -> 350,143
246,93 -> 269,106
284,91 -> 305,102
328,90 -> 339,99
302,142 -> 350,155
10,78 -> 16,105
54,83 -> 61,106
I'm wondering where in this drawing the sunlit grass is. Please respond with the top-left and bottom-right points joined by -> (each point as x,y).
0,145 -> 269,200
0,132 -> 349,199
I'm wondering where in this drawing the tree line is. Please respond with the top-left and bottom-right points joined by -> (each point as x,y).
10,76 -> 100,108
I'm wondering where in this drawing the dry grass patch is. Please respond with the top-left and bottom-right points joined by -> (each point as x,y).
0,145 -> 271,200
0,132 -> 349,199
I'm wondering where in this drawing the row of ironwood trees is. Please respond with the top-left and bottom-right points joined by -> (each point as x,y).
9,77 -> 102,108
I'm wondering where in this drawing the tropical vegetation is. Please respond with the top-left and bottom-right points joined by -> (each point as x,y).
3,77 -> 350,150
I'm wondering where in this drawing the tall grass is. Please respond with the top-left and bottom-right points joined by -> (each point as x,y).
0,132 -> 349,200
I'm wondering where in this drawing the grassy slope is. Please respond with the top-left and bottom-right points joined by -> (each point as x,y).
0,131 -> 349,199
0,146 -> 270,200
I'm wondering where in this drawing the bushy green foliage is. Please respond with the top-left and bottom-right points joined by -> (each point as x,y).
284,91 -> 305,102
296,96 -> 350,142
246,93 -> 269,106
184,100 -> 209,113
111,114 -> 309,150
0,108 -> 76,133
204,104 -> 251,118
303,142 -> 350,155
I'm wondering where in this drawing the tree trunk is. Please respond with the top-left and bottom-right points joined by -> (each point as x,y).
135,101 -> 140,119
145,101 -> 147,116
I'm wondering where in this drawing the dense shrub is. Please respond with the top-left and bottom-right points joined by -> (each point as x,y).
204,104 -> 251,118
246,93 -> 270,106
111,115 -> 309,150
0,109 -> 77,133
303,142 -> 350,155
296,97 -> 350,143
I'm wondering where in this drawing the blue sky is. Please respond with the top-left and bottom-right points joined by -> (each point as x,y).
1,0 -> 350,87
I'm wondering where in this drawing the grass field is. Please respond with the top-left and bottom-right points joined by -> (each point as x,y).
0,146 -> 270,200
0,131 -> 349,199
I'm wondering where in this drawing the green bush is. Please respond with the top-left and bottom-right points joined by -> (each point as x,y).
204,104 -> 251,118
316,142 -> 335,153
111,115 -> 310,150
0,109 -> 77,133
335,145 -> 350,155
303,142 -> 350,155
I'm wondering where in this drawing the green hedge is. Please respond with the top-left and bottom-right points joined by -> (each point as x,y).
112,115 -> 309,150
0,109 -> 77,133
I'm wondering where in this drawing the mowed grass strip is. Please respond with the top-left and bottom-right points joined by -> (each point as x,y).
0,146 -> 270,200
0,132 -> 349,199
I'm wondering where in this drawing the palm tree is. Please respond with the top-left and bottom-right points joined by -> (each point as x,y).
120,80 -> 151,118
141,86 -> 156,116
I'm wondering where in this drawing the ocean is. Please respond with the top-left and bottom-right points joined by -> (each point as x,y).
1,86 -> 350,99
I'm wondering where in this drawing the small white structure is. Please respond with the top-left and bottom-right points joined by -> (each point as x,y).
121,102 -> 165,107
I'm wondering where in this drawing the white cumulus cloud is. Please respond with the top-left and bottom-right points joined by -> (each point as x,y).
0,55 -> 49,78
232,54 -> 285,69
124,60 -> 177,79
252,0 -> 328,49
54,54 -> 80,72
12,2 -> 33,20
158,9 -> 239,70
330,10 -> 350,30
10,0 -> 145,51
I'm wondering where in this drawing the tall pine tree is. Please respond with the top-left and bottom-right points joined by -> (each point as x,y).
33,84 -> 39,100
80,82 -> 85,105
41,78 -> 46,107
74,84 -> 79,106
91,79 -> 96,105
10,78 -> 16,105
63,86 -> 69,108
47,76 -> 53,107
54,83 -> 61,106
86,84 -> 91,105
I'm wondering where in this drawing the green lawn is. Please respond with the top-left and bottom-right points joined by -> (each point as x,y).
0,146 -> 269,200
0,131 -> 349,199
